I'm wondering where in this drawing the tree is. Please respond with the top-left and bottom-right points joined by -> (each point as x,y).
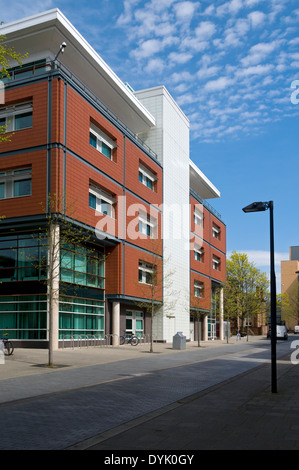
0,27 -> 28,142
36,193 -> 104,366
190,299 -> 209,347
224,251 -> 269,336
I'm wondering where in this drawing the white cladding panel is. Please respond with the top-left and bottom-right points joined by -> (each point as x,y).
136,87 -> 190,342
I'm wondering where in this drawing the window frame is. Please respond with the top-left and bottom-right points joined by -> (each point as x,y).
212,255 -> 221,271
139,164 -> 156,191
89,123 -> 116,161
89,185 -> 116,218
138,210 -> 156,238
212,223 -> 221,240
194,208 -> 203,227
194,244 -> 204,262
0,103 -> 33,132
194,280 -> 204,298
0,167 -> 32,200
138,261 -> 155,285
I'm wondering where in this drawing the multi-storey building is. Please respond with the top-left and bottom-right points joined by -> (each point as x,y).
281,247 -> 299,329
0,9 -> 226,348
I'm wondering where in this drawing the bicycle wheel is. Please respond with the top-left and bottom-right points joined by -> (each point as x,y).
4,341 -> 14,356
119,336 -> 125,345
130,336 -> 139,346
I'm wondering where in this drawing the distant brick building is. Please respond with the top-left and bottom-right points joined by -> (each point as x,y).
281,247 -> 299,329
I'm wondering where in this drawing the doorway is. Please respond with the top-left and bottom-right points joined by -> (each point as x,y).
125,310 -> 144,337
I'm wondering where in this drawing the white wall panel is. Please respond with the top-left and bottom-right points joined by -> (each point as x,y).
136,87 -> 190,342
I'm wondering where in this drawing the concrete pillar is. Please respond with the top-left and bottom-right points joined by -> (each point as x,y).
219,287 -> 224,341
112,302 -> 120,345
203,315 -> 208,341
48,223 -> 60,355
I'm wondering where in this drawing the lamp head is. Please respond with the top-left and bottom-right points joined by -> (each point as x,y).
242,201 -> 269,213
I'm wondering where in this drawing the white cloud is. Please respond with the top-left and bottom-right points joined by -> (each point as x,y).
197,65 -> 220,80
236,64 -> 274,76
248,10 -> 266,27
173,1 -> 200,23
205,76 -> 235,91
241,41 -> 280,66
144,57 -> 166,74
132,39 -> 162,60
195,21 -> 217,40
169,51 -> 193,64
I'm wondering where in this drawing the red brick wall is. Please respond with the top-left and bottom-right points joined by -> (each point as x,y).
65,86 -> 124,185
190,195 -> 226,285
190,272 -> 211,311
0,81 -> 48,152
0,151 -> 47,218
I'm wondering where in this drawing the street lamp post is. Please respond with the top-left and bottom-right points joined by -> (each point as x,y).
242,201 -> 277,393
296,271 -> 299,326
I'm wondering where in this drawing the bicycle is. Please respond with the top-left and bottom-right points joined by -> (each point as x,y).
1,333 -> 14,356
119,332 -> 139,346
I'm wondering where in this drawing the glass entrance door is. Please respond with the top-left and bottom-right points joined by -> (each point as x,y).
125,310 -> 144,337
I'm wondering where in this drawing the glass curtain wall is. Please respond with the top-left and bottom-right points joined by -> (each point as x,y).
59,243 -> 105,340
0,234 -> 105,342
0,233 -> 48,339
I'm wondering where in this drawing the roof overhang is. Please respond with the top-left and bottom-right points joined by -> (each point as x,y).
189,159 -> 220,199
0,9 -> 156,134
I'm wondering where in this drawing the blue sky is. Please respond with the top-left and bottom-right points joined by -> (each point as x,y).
4,0 -> 299,289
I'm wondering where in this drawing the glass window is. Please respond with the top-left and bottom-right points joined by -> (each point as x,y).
14,179 -> 31,197
139,261 -> 154,285
0,168 -> 32,199
15,112 -> 32,130
101,142 -> 112,159
89,132 -> 97,148
0,183 -> 4,199
139,165 -> 155,191
89,124 -> 115,160
89,193 -> 96,210
89,187 -> 115,217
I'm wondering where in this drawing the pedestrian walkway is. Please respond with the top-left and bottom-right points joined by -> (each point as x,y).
72,345 -> 299,451
0,336 -> 298,450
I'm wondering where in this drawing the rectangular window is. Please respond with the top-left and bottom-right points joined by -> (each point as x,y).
194,208 -> 203,226
212,223 -> 221,240
194,245 -> 204,262
89,123 -> 116,160
60,244 -> 104,289
138,261 -> 154,285
89,185 -> 116,218
139,164 -> 156,191
194,280 -> 204,298
0,103 -> 32,132
138,210 -> 156,238
0,168 -> 32,199
213,255 -> 221,271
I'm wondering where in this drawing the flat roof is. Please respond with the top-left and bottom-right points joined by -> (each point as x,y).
189,159 -> 220,199
0,8 -> 156,134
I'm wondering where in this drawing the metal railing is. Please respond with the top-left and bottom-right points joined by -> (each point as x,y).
60,333 -> 153,349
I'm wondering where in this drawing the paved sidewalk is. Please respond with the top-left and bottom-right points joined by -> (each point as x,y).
74,348 -> 299,451
1,336 -> 298,450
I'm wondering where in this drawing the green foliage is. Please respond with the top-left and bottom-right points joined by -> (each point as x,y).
224,251 -> 269,331
0,31 -> 27,78
0,29 -> 28,143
